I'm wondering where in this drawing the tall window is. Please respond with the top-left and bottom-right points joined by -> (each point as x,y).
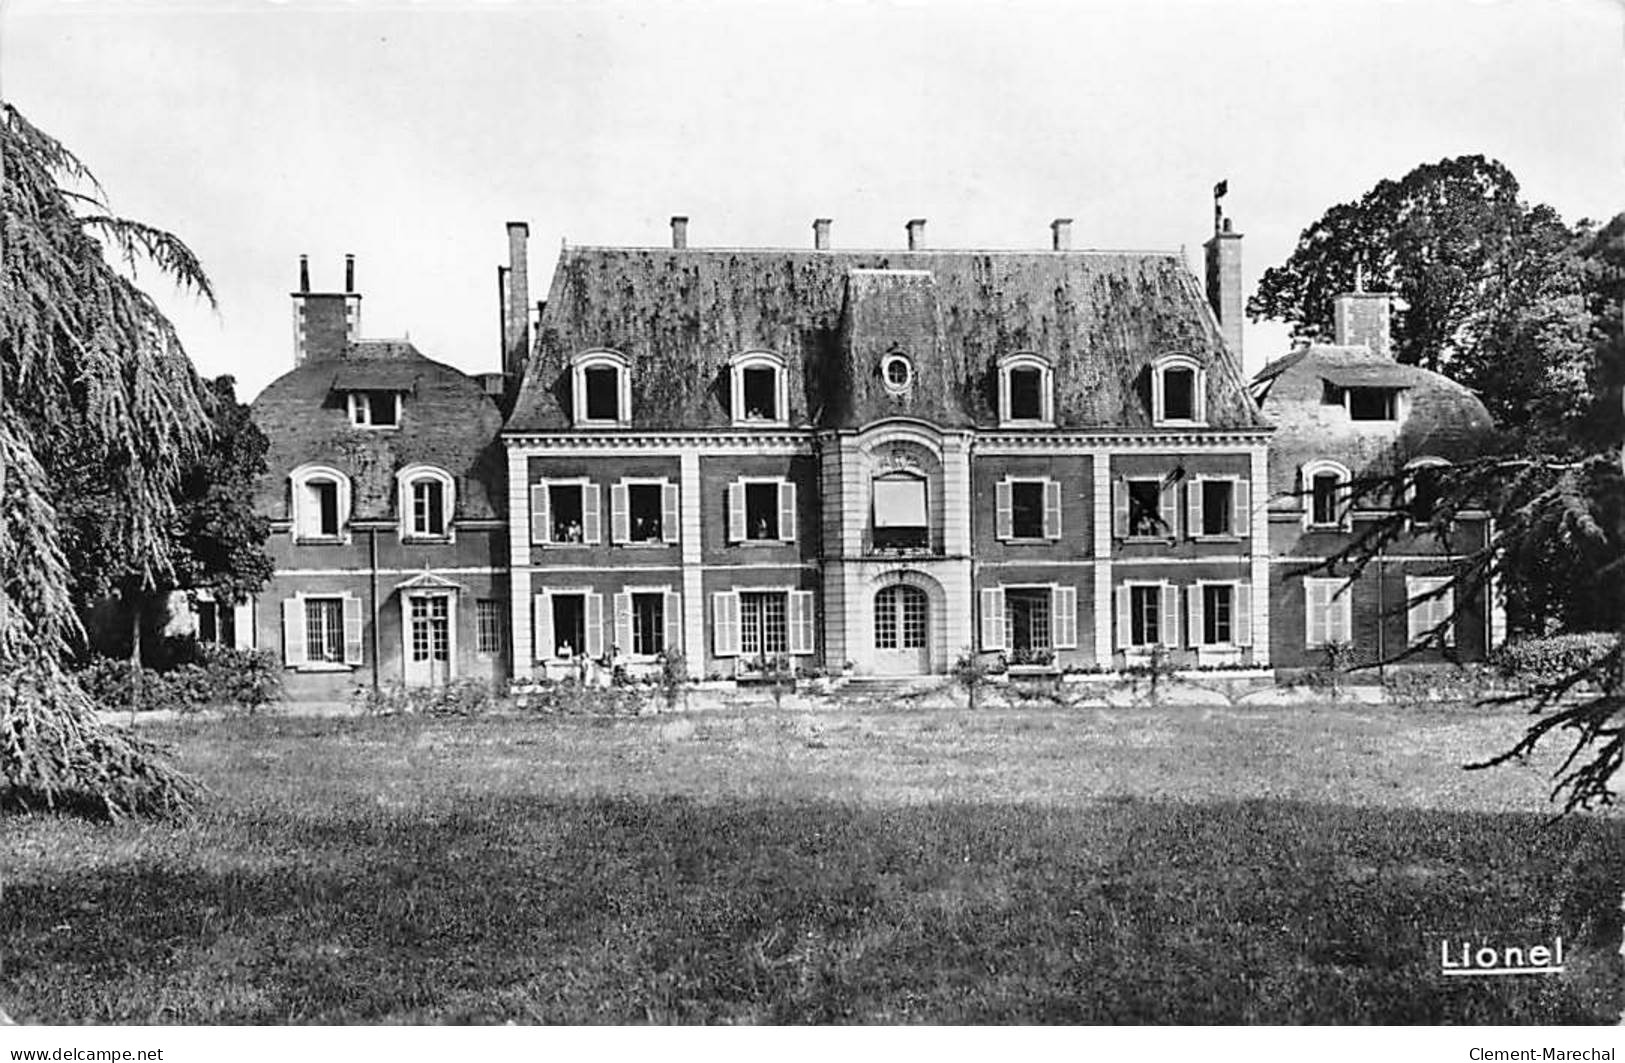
1304,578 -> 1353,648
550,593 -> 587,658
727,478 -> 797,544
1201,480 -> 1233,536
476,599 -> 504,655
1202,584 -> 1233,645
631,592 -> 666,656
1303,461 -> 1351,530
1128,585 -> 1161,647
873,474 -> 928,550
304,597 -> 345,663
399,466 -> 455,540
1128,480 -> 1166,537
628,484 -> 664,542
308,481 -> 339,536
531,480 -> 601,545
874,585 -> 928,650
740,592 -> 788,657
291,465 -> 350,542
409,596 -> 450,664
583,367 -> 620,421
551,484 -> 585,542
996,478 -> 1061,541
1406,576 -> 1455,647
1004,588 -> 1052,653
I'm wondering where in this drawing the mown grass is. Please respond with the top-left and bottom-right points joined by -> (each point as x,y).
1,705 -> 1621,1023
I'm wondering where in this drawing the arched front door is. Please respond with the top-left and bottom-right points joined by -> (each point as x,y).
874,584 -> 930,675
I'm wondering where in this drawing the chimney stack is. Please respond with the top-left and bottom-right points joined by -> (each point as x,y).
298,255 -> 310,293
503,221 -> 530,387
1203,215 -> 1244,361
344,254 -> 355,293
1051,218 -> 1073,251
1333,291 -> 1394,360
813,218 -> 832,251
906,218 -> 926,251
291,255 -> 359,366
670,215 -> 689,249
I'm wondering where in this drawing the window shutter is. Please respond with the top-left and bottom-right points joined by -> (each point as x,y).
789,591 -> 815,655
281,598 -> 306,666
995,481 -> 1014,540
664,590 -> 682,656
1112,480 -> 1128,538
1115,585 -> 1131,649
1233,479 -> 1250,538
1234,583 -> 1253,646
582,484 -> 602,545
585,592 -> 604,658
713,592 -> 740,656
613,591 -> 633,657
980,587 -> 1006,651
779,480 -> 797,542
1187,479 -> 1202,539
1406,578 -> 1423,645
534,592 -> 553,660
727,482 -> 746,543
1160,583 -> 1180,647
662,483 -> 681,544
1052,586 -> 1078,649
1336,584 -> 1354,644
1438,586 -> 1455,648
232,601 -> 254,650
530,483 -> 550,545
1159,480 -> 1179,539
342,594 -> 364,665
610,484 -> 630,544
1304,581 -> 1324,648
1043,480 -> 1062,539
1188,585 -> 1204,646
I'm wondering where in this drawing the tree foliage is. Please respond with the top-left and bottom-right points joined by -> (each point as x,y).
1,104 -> 208,817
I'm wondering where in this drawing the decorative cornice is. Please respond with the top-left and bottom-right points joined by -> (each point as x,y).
503,431 -> 814,452
502,427 -> 1271,452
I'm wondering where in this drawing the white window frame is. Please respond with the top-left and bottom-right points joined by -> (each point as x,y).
712,586 -> 815,659
997,352 -> 1054,427
281,591 -> 363,671
1114,475 -> 1180,541
730,350 -> 789,427
1303,576 -> 1354,649
530,477 -> 603,547
613,584 -> 683,662
1189,579 -> 1252,649
289,463 -> 352,544
1186,475 -> 1250,540
571,349 -> 632,427
1151,353 -> 1207,427
1340,384 -> 1408,423
1116,580 -> 1181,650
727,476 -> 797,545
1406,575 -> 1456,648
880,353 -> 914,395
347,390 -> 401,430
532,586 -> 602,662
1301,459 -> 1353,531
396,463 -> 455,542
610,477 -> 681,547
995,476 -> 1062,541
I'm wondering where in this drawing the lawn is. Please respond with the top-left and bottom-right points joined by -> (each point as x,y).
1,701 -> 1621,1023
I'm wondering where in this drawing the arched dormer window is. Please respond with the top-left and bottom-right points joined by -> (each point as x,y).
289,463 -> 352,543
997,352 -> 1053,427
1403,456 -> 1450,523
730,350 -> 788,426
1301,459 -> 1352,531
571,349 -> 631,427
1151,353 -> 1206,426
397,464 -> 455,541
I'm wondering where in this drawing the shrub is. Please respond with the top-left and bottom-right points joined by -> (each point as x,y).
1380,664 -> 1499,704
1492,633 -> 1618,688
74,647 -> 283,715
354,679 -> 498,717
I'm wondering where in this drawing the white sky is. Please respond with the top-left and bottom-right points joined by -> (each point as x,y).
5,0 -> 1622,400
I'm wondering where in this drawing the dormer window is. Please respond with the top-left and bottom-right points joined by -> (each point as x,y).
348,390 -> 400,429
1302,459 -> 1352,530
290,464 -> 352,543
1348,387 -> 1399,421
1404,457 -> 1450,522
397,464 -> 455,541
730,351 -> 788,426
571,350 -> 631,426
997,353 -> 1054,426
1151,354 -> 1206,426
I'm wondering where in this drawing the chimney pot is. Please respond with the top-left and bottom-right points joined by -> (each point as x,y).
670,216 -> 689,249
905,218 -> 926,251
1051,217 -> 1073,251
813,218 -> 832,251
344,253 -> 355,293
298,255 -> 310,294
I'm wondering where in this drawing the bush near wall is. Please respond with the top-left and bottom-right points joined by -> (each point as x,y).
74,647 -> 283,714
1491,633 -> 1618,687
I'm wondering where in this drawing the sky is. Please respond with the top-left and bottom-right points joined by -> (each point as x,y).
4,0 -> 1622,401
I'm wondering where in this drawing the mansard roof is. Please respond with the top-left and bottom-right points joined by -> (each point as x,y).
506,246 -> 1264,433
251,340 -> 504,521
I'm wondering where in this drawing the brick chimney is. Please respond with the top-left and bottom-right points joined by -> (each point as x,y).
1051,218 -> 1073,251
813,218 -> 832,251
1334,291 -> 1394,360
291,256 -> 361,365
1203,216 -> 1243,361
905,218 -> 926,250
670,215 -> 689,249
503,222 -> 530,386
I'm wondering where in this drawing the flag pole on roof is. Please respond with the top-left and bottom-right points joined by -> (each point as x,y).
1213,179 -> 1229,233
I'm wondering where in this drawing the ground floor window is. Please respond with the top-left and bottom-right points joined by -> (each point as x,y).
874,585 -> 928,650
632,592 -> 666,656
1005,588 -> 1052,653
1128,585 -> 1161,647
740,591 -> 788,657
409,596 -> 450,663
1304,578 -> 1353,648
476,598 -> 504,655
1202,584 -> 1233,645
551,593 -> 587,658
304,597 -> 344,663
197,599 -> 235,646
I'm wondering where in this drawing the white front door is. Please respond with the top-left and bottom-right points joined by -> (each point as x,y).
873,585 -> 930,675
403,593 -> 452,687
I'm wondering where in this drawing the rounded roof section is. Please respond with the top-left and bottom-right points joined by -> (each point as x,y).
1253,344 -> 1494,498
250,341 -> 503,521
